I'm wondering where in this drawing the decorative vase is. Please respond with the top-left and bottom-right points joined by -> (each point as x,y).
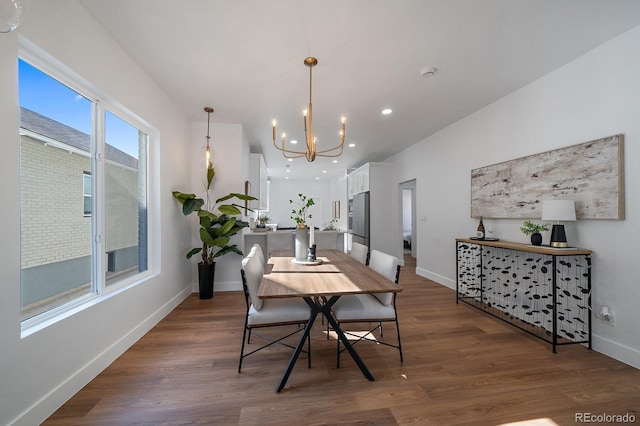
198,262 -> 216,299
530,233 -> 543,246
295,225 -> 309,261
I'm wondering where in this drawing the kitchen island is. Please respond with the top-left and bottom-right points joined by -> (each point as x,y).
244,229 -> 346,257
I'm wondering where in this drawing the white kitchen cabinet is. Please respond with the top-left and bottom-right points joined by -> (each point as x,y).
347,163 -> 370,198
249,153 -> 269,210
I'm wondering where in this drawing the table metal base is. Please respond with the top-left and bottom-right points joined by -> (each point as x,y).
275,295 -> 374,393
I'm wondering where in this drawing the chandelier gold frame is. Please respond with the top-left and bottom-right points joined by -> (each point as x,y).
272,57 -> 346,162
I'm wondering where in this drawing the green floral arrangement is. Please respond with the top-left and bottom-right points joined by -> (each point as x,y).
520,220 -> 549,235
289,193 -> 314,226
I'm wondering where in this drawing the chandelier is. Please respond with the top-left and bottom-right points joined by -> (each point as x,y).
272,57 -> 346,162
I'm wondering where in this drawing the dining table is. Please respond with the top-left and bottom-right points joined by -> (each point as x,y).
258,249 -> 403,392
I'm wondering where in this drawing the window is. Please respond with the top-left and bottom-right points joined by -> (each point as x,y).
83,172 -> 92,216
19,53 -> 150,324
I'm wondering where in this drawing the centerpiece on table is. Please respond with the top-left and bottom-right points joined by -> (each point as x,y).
520,220 -> 549,246
290,193 -> 315,261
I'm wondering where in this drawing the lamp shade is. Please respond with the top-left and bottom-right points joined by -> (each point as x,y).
541,200 -> 576,221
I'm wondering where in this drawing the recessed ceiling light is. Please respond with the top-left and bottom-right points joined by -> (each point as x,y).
382,108 -> 392,115
332,160 -> 338,163
286,169 -> 291,173
322,170 -> 327,173
315,177 -> 320,180
290,139 -> 298,144
348,143 -> 356,148
287,158 -> 293,162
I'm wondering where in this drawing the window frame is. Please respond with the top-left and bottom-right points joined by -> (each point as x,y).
19,40 -> 157,336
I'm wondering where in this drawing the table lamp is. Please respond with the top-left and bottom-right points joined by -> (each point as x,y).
541,200 -> 576,248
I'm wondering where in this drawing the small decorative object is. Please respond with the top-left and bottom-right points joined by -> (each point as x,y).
258,214 -> 269,226
307,244 -> 317,262
520,220 -> 549,246
476,216 -> 485,239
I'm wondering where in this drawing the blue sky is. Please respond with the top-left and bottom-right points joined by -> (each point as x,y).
18,59 -> 142,159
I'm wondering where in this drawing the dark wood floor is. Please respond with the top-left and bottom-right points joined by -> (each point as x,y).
46,255 -> 640,425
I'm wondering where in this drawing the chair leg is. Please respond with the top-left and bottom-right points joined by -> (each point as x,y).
238,325 -> 249,373
395,316 -> 404,362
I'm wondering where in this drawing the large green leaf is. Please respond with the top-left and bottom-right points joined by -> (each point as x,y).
218,216 -> 236,236
182,197 -> 204,215
199,228 -> 216,247
218,204 -> 241,216
211,236 -> 230,248
186,247 -> 202,259
206,165 -> 215,190
214,245 -> 243,258
215,192 -> 257,203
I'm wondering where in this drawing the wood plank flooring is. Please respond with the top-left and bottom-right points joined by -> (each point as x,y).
45,255 -> 640,425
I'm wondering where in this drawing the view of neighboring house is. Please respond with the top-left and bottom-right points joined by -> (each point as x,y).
19,107 -> 143,318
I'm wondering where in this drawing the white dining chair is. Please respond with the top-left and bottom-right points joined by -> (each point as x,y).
349,241 -> 369,265
238,250 -> 312,373
331,249 -> 403,367
250,243 -> 266,273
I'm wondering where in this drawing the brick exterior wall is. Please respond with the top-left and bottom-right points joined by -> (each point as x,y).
20,135 -> 139,269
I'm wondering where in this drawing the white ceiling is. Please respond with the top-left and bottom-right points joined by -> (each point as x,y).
80,0 -> 640,180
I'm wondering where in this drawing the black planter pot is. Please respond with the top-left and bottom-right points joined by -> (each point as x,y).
530,233 -> 543,246
198,262 -> 216,299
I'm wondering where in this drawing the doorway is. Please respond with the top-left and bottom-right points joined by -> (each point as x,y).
399,179 -> 416,259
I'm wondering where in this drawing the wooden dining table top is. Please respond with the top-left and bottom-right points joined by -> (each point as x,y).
258,249 -> 403,299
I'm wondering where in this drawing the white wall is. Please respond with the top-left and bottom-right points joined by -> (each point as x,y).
267,179 -> 334,230
0,1 -> 193,424
388,24 -> 640,369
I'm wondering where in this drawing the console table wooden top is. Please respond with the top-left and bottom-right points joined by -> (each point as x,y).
456,238 -> 592,256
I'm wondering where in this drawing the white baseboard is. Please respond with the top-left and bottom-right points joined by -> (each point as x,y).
14,286 -> 192,426
415,267 -> 455,290
592,333 -> 640,370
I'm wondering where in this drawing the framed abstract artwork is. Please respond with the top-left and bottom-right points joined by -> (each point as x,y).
470,134 -> 624,220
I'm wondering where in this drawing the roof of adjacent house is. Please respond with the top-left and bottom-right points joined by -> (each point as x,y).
19,107 -> 138,169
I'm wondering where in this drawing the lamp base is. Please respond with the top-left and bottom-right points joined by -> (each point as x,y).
549,224 -> 568,248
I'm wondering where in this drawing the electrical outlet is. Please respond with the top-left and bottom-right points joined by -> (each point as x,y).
600,305 -> 615,326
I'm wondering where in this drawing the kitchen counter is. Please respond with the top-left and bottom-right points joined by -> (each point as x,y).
243,229 -> 346,255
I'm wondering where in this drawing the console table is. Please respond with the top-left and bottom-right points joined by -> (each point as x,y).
456,238 -> 592,353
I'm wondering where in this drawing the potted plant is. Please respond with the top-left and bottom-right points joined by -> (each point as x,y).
290,193 -> 314,226
257,214 -> 270,227
520,220 -> 549,246
173,168 -> 256,299
289,193 -> 315,260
